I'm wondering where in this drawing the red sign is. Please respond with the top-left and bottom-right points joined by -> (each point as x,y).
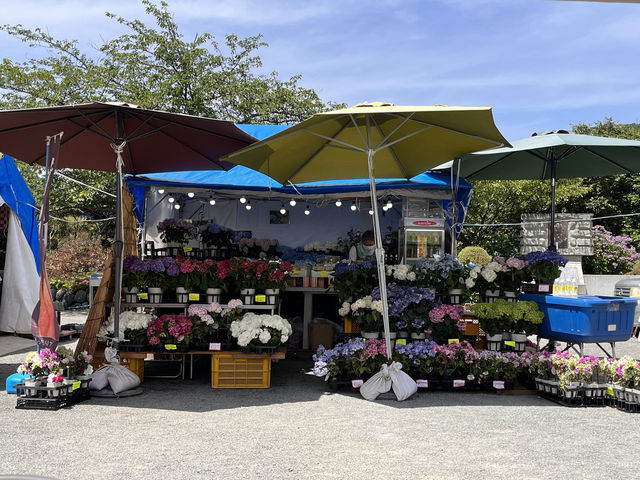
411,220 -> 437,226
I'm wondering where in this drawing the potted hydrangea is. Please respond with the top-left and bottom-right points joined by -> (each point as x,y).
147,314 -> 193,352
157,218 -> 198,248
344,295 -> 384,338
230,312 -> 292,353
426,304 -> 466,345
524,249 -> 567,286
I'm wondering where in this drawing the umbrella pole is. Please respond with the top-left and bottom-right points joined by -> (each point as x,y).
112,145 -> 125,350
366,149 -> 392,360
549,152 -> 557,251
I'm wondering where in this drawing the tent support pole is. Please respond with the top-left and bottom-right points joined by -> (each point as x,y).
549,152 -> 557,251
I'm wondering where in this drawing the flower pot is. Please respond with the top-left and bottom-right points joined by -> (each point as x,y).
387,332 -> 397,340
511,332 -> 527,352
448,288 -> 463,305
561,382 -> 581,399
398,330 -> 409,339
484,289 -> 500,303
76,374 -> 92,389
240,288 -> 256,305
23,378 -> 38,397
206,288 -> 223,304
148,287 -> 163,303
176,286 -> 188,303
361,331 -> 379,339
123,287 -> 139,304
485,333 -> 502,351
411,332 -> 427,343
47,382 -> 63,397
502,291 -> 517,303
265,288 -> 280,305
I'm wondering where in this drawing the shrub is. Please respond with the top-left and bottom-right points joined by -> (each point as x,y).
583,225 -> 640,274
47,232 -> 108,282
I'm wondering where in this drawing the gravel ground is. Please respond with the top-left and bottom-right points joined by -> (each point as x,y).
2,312 -> 640,480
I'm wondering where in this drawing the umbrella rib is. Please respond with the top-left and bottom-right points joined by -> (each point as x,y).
386,113 -> 506,147
371,117 -> 409,179
301,128 -> 367,153
372,112 -> 414,151
462,150 -> 521,179
580,146 -> 635,174
287,121 -> 352,182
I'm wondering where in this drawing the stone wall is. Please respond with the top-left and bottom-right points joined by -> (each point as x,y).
521,213 -> 593,256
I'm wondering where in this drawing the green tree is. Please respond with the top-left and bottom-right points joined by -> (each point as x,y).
1,0 -> 343,247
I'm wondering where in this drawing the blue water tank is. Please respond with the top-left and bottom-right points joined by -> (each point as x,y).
6,372 -> 30,394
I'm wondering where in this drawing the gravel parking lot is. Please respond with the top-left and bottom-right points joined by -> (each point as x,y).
2,311 -> 640,480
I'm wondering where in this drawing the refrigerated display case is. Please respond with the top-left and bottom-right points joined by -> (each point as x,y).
398,217 -> 445,263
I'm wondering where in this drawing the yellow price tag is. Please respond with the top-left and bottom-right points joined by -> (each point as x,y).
606,387 -> 614,396
504,340 -> 516,347
188,293 -> 200,301
320,271 -> 328,278
448,339 -> 459,344
255,295 -> 266,303
395,339 -> 407,345
293,269 -> 300,275
137,293 -> 148,300
165,344 -> 177,350
183,246 -> 193,252
72,381 -> 81,391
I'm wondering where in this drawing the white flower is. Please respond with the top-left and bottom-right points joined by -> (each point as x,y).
338,302 -> 351,317
371,300 -> 383,313
259,330 -> 271,344
465,278 -> 475,289
407,272 -> 416,282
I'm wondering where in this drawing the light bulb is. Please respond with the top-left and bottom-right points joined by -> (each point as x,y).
245,202 -> 252,211
280,203 -> 286,215
350,202 -> 357,211
240,196 -> 247,204
382,205 -> 388,212
386,199 -> 393,209
158,189 -> 165,194
174,204 -> 181,210
289,199 -> 297,207
335,199 -> 342,207
187,192 -> 195,198
304,205 -> 310,215
168,196 -> 175,203
368,209 -> 373,215
209,198 -> 216,206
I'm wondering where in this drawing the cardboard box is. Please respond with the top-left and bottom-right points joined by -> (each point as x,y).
309,323 -> 334,351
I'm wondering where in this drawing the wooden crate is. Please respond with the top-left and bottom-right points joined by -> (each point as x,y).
121,357 -> 145,382
211,353 -> 271,388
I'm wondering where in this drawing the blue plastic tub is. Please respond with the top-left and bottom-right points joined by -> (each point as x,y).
518,294 -> 637,342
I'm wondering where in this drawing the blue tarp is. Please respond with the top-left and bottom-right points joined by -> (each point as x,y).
124,124 -> 472,228
0,152 -> 40,273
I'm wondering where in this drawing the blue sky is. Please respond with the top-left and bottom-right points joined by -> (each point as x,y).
2,0 -> 640,141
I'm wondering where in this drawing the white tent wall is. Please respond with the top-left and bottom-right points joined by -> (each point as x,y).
0,206 -> 39,334
143,190 -> 400,249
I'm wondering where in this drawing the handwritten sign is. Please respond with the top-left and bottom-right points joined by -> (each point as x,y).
255,295 -> 266,303
72,381 -> 81,391
209,343 -> 221,351
606,386 -> 614,396
137,293 -> 148,300
351,379 -> 363,388
165,344 -> 177,351
183,246 -> 193,252
320,271 -> 328,278
448,339 -> 459,344
493,380 -> 505,390
395,339 -> 407,346
188,293 -> 200,301
416,379 -> 429,388
504,340 -> 516,347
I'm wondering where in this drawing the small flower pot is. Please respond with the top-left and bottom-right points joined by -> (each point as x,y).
511,332 -> 527,352
176,287 -> 188,303
23,378 -> 38,397
123,287 -> 139,304
485,333 -> 502,351
484,289 -> 500,303
240,288 -> 256,305
448,288 -> 463,305
206,288 -> 223,304
411,332 -> 426,342
148,287 -> 163,303
265,288 -> 280,305
502,291 -> 518,303
398,331 -> 409,339
361,331 -> 379,339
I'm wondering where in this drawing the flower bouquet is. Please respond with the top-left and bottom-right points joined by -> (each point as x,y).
229,312 -> 292,353
158,218 -> 198,245
147,314 -> 193,352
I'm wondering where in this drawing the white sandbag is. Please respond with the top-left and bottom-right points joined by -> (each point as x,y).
389,362 -> 417,401
360,363 -> 392,401
89,366 -> 110,391
107,364 -> 140,394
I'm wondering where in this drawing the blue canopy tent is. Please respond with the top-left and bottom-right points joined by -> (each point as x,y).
0,152 -> 40,334
125,125 -> 472,252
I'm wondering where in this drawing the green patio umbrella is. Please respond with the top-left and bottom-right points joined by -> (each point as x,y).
224,102 -> 509,399
447,130 -> 640,248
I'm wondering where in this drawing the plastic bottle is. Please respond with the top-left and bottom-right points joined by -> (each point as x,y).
553,268 -> 566,297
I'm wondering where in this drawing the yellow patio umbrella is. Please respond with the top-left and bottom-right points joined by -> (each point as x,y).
224,102 -> 510,399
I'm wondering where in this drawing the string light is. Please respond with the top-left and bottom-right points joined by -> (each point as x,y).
209,197 -> 216,206
289,199 -> 297,207
382,205 -> 388,212
174,204 -> 181,210
187,192 -> 195,198
304,205 -> 310,215
168,196 -> 175,203
280,203 -> 286,215
240,196 -> 247,204
245,201 -> 252,211
335,199 -> 342,207
368,209 -> 373,215
350,201 -> 357,211
158,188 -> 165,194
386,199 -> 393,209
